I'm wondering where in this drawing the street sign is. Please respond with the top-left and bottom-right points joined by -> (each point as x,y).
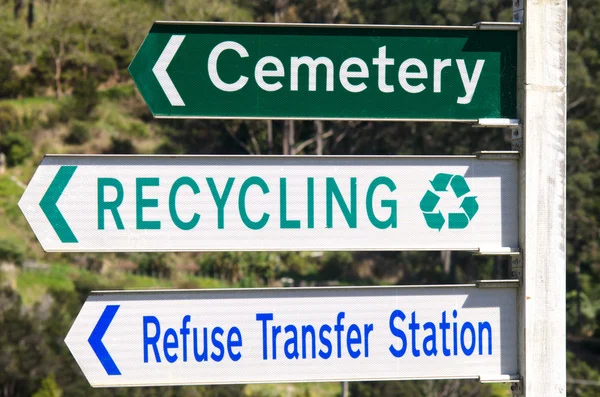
65,283 -> 519,387
129,22 -> 517,121
19,154 -> 519,252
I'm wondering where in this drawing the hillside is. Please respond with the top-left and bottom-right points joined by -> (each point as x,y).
0,0 -> 598,396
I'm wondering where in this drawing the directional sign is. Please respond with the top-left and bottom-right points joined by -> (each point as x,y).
65,283 -> 519,387
129,22 -> 518,121
19,154 -> 519,252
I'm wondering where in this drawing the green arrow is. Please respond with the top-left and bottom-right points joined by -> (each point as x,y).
40,166 -> 78,243
461,196 -> 479,220
424,211 -> 445,231
448,212 -> 469,229
420,190 -> 440,212
450,175 -> 470,198
429,173 -> 452,191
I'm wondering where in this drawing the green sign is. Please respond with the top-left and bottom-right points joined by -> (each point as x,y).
129,22 -> 517,121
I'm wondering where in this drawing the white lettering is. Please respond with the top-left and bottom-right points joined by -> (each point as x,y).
372,46 -> 394,93
290,56 -> 335,92
456,59 -> 485,104
207,41 -> 249,92
433,59 -> 452,93
398,58 -> 427,94
339,57 -> 369,93
255,56 -> 284,92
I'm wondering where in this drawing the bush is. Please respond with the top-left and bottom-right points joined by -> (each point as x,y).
0,239 -> 25,265
105,136 -> 135,154
0,104 -> 18,133
72,76 -> 99,118
0,132 -> 32,167
64,121 -> 90,145
0,59 -> 20,98
59,76 -> 99,121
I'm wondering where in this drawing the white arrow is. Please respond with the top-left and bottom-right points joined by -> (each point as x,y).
152,35 -> 186,106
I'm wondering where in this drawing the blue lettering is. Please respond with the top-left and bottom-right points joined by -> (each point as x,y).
180,315 -> 191,362
423,322 -> 438,356
193,328 -> 208,362
334,312 -> 345,358
318,325 -> 332,359
478,321 -> 492,355
256,313 -> 273,360
163,328 -> 178,363
440,311 -> 451,356
284,325 -> 299,359
210,327 -> 225,362
409,311 -> 421,357
301,325 -> 316,359
364,323 -> 373,357
346,324 -> 361,359
452,310 -> 458,356
389,309 -> 407,357
227,327 -> 242,362
461,322 -> 476,356
143,316 -> 161,363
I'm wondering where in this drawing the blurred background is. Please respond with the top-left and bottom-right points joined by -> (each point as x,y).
0,0 -> 597,396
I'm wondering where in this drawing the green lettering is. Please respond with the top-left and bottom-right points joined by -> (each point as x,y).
326,177 -> 357,228
98,178 -> 124,230
280,178 -> 300,228
136,178 -> 160,230
239,177 -> 270,230
307,177 -> 314,229
169,177 -> 200,230
207,177 -> 234,229
366,176 -> 397,229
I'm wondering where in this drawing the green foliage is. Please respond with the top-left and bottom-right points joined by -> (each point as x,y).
0,132 -> 33,167
64,121 -> 91,145
105,136 -> 136,154
0,286 -> 50,396
32,374 -> 63,397
567,351 -> 600,397
135,253 -> 173,278
71,77 -> 100,119
0,103 -> 19,133
0,239 -> 25,265
320,251 -> 354,281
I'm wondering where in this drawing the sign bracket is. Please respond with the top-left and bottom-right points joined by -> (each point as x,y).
475,280 -> 519,289
479,374 -> 521,383
510,124 -> 523,153
474,151 -> 520,160
510,380 -> 524,396
510,255 -> 523,284
473,21 -> 522,31
472,118 -> 520,128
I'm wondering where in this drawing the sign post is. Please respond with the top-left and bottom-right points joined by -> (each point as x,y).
65,283 -> 519,387
512,0 -> 567,395
129,22 -> 518,121
19,154 -> 519,253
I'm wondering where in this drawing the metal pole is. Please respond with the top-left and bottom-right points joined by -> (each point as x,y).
341,381 -> 349,397
513,0 -> 566,395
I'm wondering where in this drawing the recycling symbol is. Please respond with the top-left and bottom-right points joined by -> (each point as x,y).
419,173 -> 479,231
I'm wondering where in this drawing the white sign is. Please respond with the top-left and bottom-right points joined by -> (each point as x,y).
19,154 -> 518,252
65,283 -> 519,387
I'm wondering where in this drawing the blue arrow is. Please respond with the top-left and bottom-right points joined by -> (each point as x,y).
39,165 -> 78,243
88,305 -> 121,376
